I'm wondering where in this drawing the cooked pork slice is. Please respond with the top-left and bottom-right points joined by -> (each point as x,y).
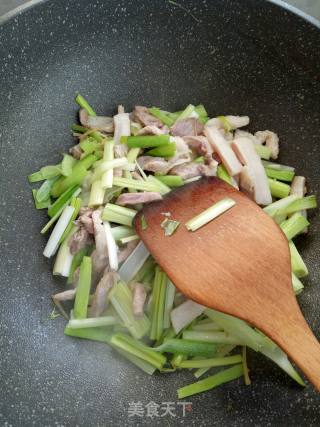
131,282 -> 147,318
133,106 -> 163,127
75,207 -> 94,234
171,118 -> 204,137
116,192 -> 162,206
79,108 -> 114,132
137,125 -> 169,135
69,144 -> 83,160
90,270 -> 118,317
255,130 -> 279,160
69,227 -> 92,255
91,210 -> 109,281
183,135 -> 213,162
52,289 -> 76,319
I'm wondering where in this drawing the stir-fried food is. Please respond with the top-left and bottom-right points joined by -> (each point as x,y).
28,95 -> 317,398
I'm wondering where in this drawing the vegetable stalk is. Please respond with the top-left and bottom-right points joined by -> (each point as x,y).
73,256 -> 92,319
177,365 -> 244,398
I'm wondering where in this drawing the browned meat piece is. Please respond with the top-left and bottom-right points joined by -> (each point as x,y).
170,159 -> 218,180
173,136 -> 190,157
90,270 -> 118,317
118,241 -> 139,264
69,227 -> 92,255
91,210 -> 109,282
133,106 -> 163,127
52,289 -> 76,319
74,207 -> 94,234
69,144 -> 83,160
79,108 -> 114,133
137,143 -> 191,174
116,192 -> 162,206
79,108 -> 88,127
131,282 -> 147,318
137,156 -> 171,174
171,118 -> 204,137
170,162 -> 202,180
183,135 -> 213,163
199,160 -> 218,177
137,125 -> 169,135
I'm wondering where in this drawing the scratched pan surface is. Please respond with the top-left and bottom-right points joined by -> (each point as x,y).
0,0 -> 319,425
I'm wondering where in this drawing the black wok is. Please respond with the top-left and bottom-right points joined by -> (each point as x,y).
0,0 -> 319,425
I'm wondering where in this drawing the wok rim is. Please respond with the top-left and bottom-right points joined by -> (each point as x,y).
0,0 -> 319,29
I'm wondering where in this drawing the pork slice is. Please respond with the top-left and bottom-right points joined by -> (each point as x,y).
172,136 -> 191,156
69,144 -> 83,160
255,130 -> 279,160
170,162 -> 202,180
137,125 -> 169,135
205,126 -> 243,176
69,227 -> 92,255
90,270 -> 118,317
79,108 -> 89,127
206,115 -> 249,130
235,130 -> 260,145
116,192 -> 162,206
199,160 -> 218,177
52,289 -> 77,319
75,207 -> 94,234
232,137 -> 272,205
134,106 -> 163,127
79,108 -> 114,132
183,135 -> 213,163
170,159 -> 217,179
137,156 -> 171,174
171,118 -> 204,137
131,282 -> 147,318
91,210 -> 109,281
137,139 -> 191,175
86,116 -> 113,133
225,115 -> 249,129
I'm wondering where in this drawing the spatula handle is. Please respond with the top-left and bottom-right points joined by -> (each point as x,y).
270,309 -> 320,390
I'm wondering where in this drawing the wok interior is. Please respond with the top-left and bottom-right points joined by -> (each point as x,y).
0,0 -> 319,425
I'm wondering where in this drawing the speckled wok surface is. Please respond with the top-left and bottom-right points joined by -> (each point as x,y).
0,0 -> 319,426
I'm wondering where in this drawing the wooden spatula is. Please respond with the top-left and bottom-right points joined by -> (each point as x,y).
134,177 -> 320,390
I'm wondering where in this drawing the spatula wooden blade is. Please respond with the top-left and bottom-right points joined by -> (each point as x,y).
135,177 -> 293,323
134,177 -> 320,391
